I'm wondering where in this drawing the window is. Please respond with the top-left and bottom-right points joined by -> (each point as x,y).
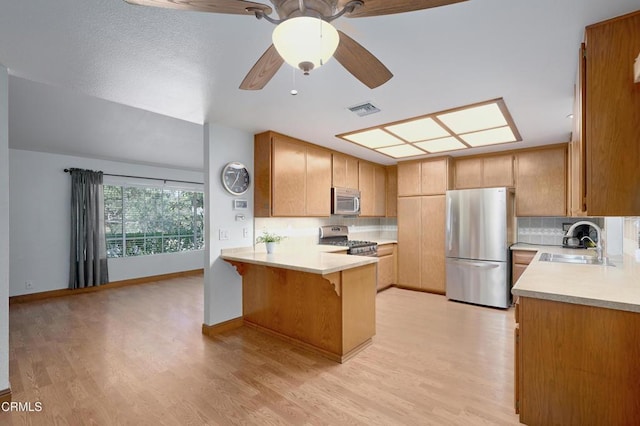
104,184 -> 204,258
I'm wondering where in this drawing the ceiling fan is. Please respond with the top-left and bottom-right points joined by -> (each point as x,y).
124,0 -> 467,90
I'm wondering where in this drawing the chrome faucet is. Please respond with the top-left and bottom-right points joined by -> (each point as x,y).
566,221 -> 603,262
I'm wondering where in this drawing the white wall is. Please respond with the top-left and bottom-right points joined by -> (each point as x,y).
9,149 -> 204,297
0,65 -> 10,390
203,124 -> 254,326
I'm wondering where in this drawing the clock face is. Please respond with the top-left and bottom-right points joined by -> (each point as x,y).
221,162 -> 250,195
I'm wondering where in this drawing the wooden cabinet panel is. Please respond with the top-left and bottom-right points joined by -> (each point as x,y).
377,244 -> 396,291
332,153 -> 359,189
518,297 -> 640,425
306,145 -> 331,216
512,250 -> 537,286
386,166 -> 397,217
584,11 -> 640,215
516,147 -> 567,217
254,131 -> 331,217
358,161 -> 375,216
454,154 -> 514,189
397,161 -> 421,196
374,165 -> 387,216
421,158 -> 452,195
272,136 -> 306,216
420,195 -> 446,293
397,197 -> 421,289
483,154 -> 514,187
512,264 -> 528,286
359,161 -> 386,217
454,157 -> 482,189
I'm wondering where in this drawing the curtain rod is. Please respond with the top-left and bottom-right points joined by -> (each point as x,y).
63,169 -> 203,185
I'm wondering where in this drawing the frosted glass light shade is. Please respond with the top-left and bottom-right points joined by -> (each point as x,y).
272,17 -> 339,73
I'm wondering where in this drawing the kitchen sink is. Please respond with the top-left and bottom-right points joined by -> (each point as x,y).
538,252 -> 615,266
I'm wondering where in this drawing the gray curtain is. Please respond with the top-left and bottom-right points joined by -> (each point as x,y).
69,168 -> 109,289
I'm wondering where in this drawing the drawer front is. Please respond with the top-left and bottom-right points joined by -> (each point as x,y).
377,243 -> 396,257
513,250 -> 536,265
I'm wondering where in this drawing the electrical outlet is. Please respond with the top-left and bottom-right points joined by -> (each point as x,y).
243,228 -> 249,238
25,280 -> 33,289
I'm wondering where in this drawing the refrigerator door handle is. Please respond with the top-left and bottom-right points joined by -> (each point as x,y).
448,259 -> 501,269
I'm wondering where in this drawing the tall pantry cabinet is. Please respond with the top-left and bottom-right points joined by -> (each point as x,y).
397,157 -> 452,293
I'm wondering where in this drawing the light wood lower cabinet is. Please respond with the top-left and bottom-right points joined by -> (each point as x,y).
397,195 -> 446,293
511,250 -> 537,286
516,297 -> 640,424
376,243 -> 396,291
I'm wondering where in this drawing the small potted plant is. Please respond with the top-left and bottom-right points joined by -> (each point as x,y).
256,230 -> 285,254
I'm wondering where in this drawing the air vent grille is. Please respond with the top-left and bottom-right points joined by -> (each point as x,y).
348,102 -> 381,117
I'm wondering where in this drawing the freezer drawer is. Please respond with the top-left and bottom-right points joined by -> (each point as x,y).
446,258 -> 510,308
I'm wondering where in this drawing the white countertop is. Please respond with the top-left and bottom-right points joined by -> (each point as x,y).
221,245 -> 378,275
512,246 -> 640,313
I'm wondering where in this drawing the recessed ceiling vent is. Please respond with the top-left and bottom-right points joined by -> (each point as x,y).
348,102 -> 381,117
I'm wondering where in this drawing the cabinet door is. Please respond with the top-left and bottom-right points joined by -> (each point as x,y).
359,161 -> 375,216
483,154 -> 514,187
377,254 -> 395,291
516,147 -> 567,217
374,165 -> 387,217
454,157 -> 483,189
345,156 -> 359,189
386,166 -> 397,217
420,195 -> 446,293
421,158 -> 451,195
397,161 -> 421,196
397,197 -> 421,289
306,145 -> 331,216
585,12 -> 640,215
332,153 -> 347,188
272,136 -> 306,216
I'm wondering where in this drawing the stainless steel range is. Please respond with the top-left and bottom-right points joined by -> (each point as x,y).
319,225 -> 378,256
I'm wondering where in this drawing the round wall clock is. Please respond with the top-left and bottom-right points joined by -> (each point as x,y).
221,162 -> 250,195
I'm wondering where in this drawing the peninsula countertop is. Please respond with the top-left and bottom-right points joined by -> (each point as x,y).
221,245 -> 378,275
511,245 -> 640,313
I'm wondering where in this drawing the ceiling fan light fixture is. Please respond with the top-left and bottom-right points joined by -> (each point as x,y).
272,17 -> 339,74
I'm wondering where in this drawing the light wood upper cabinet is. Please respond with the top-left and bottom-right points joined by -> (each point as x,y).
272,136 -> 306,216
397,161 -> 421,196
306,144 -> 332,216
516,146 -> 567,217
577,11 -> 640,215
386,165 -> 397,217
254,131 -> 332,217
398,157 -> 452,196
454,154 -> 514,189
332,153 -> 359,189
359,161 -> 386,217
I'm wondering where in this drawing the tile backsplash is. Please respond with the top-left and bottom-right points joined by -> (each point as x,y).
254,216 -> 397,249
516,217 -> 604,246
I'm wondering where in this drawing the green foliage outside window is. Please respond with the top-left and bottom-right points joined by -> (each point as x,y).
104,185 -> 204,258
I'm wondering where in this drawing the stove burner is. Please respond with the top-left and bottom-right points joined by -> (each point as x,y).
318,225 -> 378,256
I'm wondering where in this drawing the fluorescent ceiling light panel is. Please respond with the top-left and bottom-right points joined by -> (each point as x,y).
376,144 -> 425,158
460,126 -> 517,147
414,137 -> 467,153
342,129 -> 404,148
385,117 -> 450,142
437,103 -> 507,134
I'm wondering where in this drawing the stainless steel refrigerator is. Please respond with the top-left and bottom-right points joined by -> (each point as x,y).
445,187 -> 515,309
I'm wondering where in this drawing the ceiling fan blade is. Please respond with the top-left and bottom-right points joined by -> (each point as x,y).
340,0 -> 467,18
333,31 -> 392,89
123,0 -> 272,15
239,45 -> 284,90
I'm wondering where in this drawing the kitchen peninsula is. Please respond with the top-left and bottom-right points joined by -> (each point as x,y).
221,247 -> 378,363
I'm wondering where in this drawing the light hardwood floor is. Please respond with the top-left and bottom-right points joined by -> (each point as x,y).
1,276 -> 521,425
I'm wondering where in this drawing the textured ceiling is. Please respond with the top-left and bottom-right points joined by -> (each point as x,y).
1,0 -> 639,170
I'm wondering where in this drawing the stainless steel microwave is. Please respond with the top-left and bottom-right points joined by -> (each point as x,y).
331,187 -> 361,215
